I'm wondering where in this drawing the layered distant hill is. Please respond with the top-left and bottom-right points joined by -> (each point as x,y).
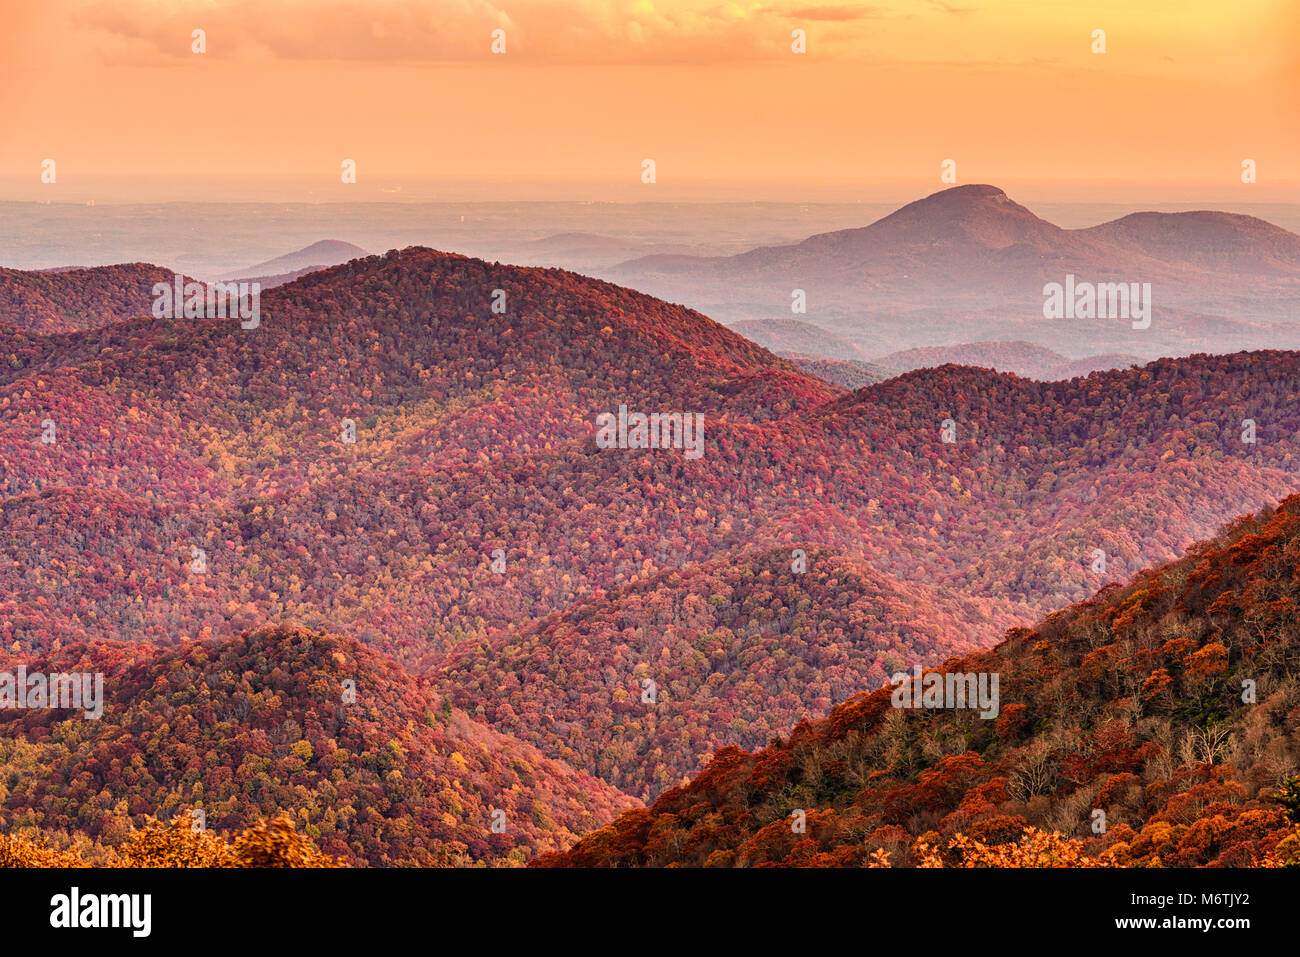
539,495 -> 1300,868
779,353 -> 898,390
608,185 -> 1300,361
493,232 -> 702,274
1079,211 -> 1300,275
3,248 -> 1300,822
220,240 -> 371,290
875,341 -> 1142,381
726,318 -> 873,361
226,240 -> 368,280
722,318 -> 899,387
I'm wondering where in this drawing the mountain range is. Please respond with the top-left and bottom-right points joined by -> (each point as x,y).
3,187 -> 1300,863
607,185 -> 1300,362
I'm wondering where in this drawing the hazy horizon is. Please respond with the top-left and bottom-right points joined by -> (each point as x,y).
3,174 -> 1300,207
6,190 -> 1300,278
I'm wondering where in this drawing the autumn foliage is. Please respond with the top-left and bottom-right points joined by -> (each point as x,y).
4,250 -> 1300,867
539,495 -> 1300,867
0,623 -> 635,866
1,814 -> 340,867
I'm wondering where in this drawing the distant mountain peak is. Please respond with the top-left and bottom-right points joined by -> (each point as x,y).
871,184 -> 1050,233
924,183 -> 1008,200
227,239 -> 369,280
1082,210 -> 1300,272
775,183 -> 1064,261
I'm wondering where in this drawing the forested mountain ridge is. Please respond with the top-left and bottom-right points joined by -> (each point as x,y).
0,622 -> 637,866
537,494 -> 1300,867
0,264 -> 187,335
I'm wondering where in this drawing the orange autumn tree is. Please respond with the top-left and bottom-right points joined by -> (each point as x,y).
0,814 -> 343,868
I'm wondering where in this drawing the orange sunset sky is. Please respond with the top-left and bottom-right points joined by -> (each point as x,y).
1,0 -> 1297,201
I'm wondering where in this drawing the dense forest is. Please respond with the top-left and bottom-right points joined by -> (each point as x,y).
0,264 -> 186,335
3,251 -> 1299,676
434,545 -> 984,799
0,623 -> 635,866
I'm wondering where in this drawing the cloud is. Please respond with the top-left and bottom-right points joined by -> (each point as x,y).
74,0 -> 887,64
927,1 -> 975,16
780,6 -> 884,22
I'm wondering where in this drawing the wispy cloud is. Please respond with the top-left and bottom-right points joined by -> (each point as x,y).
779,6 -> 886,22
927,1 -> 976,16
75,0 -> 896,64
